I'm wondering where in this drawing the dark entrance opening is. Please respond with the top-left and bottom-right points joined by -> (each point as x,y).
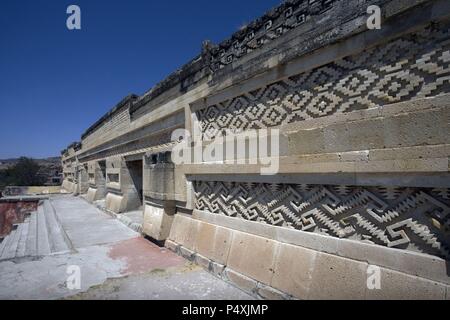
98,160 -> 106,181
126,159 -> 143,206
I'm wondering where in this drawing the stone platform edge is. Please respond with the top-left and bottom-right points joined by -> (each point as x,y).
165,213 -> 450,300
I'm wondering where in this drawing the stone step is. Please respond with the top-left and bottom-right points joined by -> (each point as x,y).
16,217 -> 30,258
36,204 -> 51,256
25,210 -> 38,257
0,201 -> 72,260
43,200 -> 70,253
1,224 -> 23,260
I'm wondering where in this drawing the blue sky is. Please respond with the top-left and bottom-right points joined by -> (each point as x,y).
0,0 -> 281,159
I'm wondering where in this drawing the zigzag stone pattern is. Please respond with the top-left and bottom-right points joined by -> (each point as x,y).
193,180 -> 450,258
209,0 -> 335,71
197,23 -> 450,140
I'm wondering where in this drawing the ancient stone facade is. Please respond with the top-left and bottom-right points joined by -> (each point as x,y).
198,23 -> 450,139
61,0 -> 450,299
194,181 -> 450,258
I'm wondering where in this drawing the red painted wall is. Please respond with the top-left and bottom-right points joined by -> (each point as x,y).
0,201 -> 38,238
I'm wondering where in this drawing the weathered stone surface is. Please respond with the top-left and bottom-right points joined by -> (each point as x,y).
168,214 -> 199,249
308,252 -> 368,300
143,159 -> 175,200
86,187 -> 97,203
210,261 -> 225,277
271,243 -> 317,299
143,203 -> 174,241
194,222 -> 232,265
366,267 -> 447,300
164,239 -> 179,253
194,180 -> 450,259
336,239 -> 450,285
195,253 -> 211,270
105,192 -> 124,214
179,246 -> 195,261
256,283 -> 287,300
60,0 -> 450,300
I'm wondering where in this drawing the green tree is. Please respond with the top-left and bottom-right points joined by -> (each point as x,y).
0,169 -> 11,191
5,157 -> 46,186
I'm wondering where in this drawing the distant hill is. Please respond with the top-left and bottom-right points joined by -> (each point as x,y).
0,157 -> 61,170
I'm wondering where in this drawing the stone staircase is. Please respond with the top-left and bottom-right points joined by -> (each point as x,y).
0,200 -> 72,261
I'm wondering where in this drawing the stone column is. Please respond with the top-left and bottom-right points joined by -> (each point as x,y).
121,156 -> 143,212
86,160 -> 107,202
77,163 -> 89,195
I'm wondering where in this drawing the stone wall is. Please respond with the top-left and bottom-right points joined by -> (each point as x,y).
2,186 -> 61,196
81,99 -> 133,151
166,213 -> 449,299
0,199 -> 39,238
197,23 -> 450,140
193,181 -> 450,259
61,0 -> 450,299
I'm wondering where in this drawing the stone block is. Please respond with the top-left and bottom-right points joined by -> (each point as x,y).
193,221 -> 216,255
225,268 -> 257,294
369,144 -> 450,161
339,150 -> 369,162
323,119 -> 384,153
195,253 -> 211,269
194,222 -> 232,265
308,252 -> 368,299
179,246 -> 195,261
257,284 -> 287,300
143,203 -> 174,241
271,243 -> 318,299
168,214 -> 199,250
337,239 -> 450,285
366,267 -> 447,300
86,187 -> 97,203
105,192 -> 124,213
210,261 -> 225,277
381,108 -> 448,149
275,226 -> 339,256
143,162 -> 176,199
227,231 -> 278,285
164,239 -> 179,253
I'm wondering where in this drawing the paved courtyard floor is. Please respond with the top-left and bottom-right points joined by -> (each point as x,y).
0,195 -> 253,300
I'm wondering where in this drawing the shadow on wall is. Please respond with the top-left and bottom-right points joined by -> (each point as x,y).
0,200 -> 38,238
127,160 -> 144,205
2,186 -> 61,197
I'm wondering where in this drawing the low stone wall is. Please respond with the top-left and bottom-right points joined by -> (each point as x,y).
166,213 -> 449,300
2,186 -> 61,197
